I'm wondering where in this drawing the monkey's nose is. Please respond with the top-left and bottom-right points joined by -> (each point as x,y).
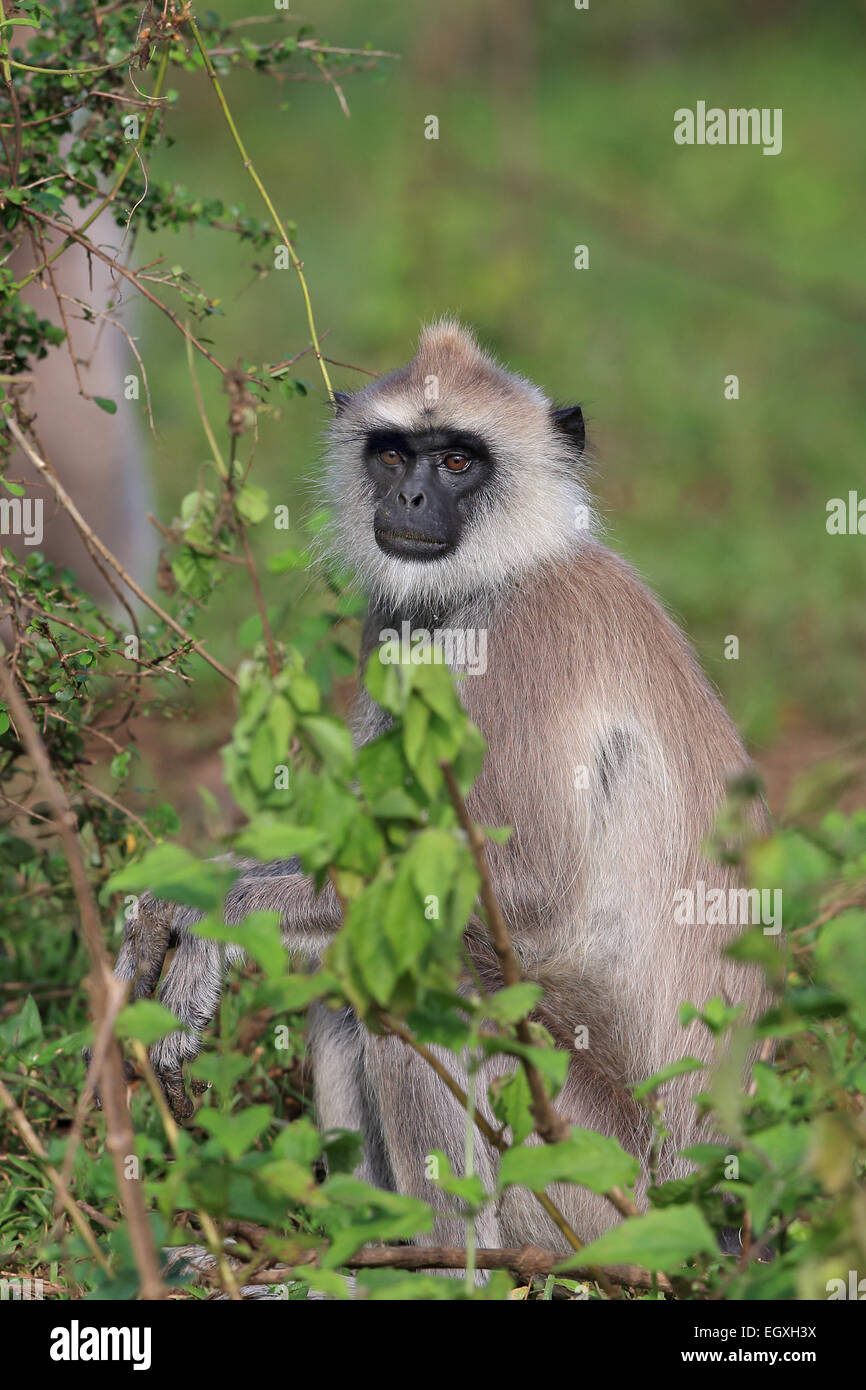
397,489 -> 425,509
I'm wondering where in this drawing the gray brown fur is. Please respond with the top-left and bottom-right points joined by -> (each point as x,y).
112,322 -> 768,1249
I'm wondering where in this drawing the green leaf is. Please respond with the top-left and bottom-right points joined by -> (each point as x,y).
234,818 -> 325,862
272,1117 -> 323,1166
300,715 -> 354,778
286,1267 -> 353,1300
235,483 -> 269,525
110,748 -> 132,781
632,1057 -> 705,1100
747,1120 -> 809,1172
267,546 -> 308,573
815,910 -> 866,1027
407,994 -> 476,1051
0,994 -> 42,1053
172,546 -> 214,600
266,972 -> 338,1011
725,926 -> 785,987
114,1000 -> 184,1045
258,1158 -> 322,1205
93,396 -> 117,414
249,718 -> 279,792
746,831 -> 835,929
382,861 -> 427,973
483,983 -> 543,1024
489,1065 -> 534,1145
569,1204 -> 716,1271
338,881 -> 398,1004
357,729 -> 409,803
479,1032 -> 569,1092
678,996 -> 742,1036
286,669 -> 320,714
499,1129 -> 639,1195
319,1176 -> 433,1269
267,694 -> 293,755
403,695 -> 430,772
427,1151 -> 487,1206
189,910 -> 285,979
196,1106 -> 272,1160
189,1050 -> 252,1093
106,844 -> 237,912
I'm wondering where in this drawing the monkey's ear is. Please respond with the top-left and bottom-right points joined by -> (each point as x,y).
551,404 -> 585,454
331,391 -> 353,415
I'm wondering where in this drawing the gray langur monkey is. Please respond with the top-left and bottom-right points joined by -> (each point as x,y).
111,321 -> 768,1251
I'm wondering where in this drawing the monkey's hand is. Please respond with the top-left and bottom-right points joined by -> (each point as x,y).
101,860 -> 341,1120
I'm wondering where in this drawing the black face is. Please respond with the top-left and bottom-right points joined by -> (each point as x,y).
364,427 -> 493,561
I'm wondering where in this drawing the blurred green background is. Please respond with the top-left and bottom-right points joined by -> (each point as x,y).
133,0 -> 865,802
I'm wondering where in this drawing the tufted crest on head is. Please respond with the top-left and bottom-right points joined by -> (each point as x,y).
319,320 -> 594,611
333,320 -> 554,446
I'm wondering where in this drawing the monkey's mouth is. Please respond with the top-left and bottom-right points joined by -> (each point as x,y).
374,527 -> 451,560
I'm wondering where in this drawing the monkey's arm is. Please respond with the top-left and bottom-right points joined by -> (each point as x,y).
112,858 -> 342,1117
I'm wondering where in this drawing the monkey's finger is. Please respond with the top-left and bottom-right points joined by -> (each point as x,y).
153,1065 -> 195,1121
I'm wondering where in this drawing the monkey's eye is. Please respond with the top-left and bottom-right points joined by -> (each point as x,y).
378,448 -> 404,466
442,452 -> 470,472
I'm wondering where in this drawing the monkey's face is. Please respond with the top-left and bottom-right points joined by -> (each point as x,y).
363,427 -> 493,562
321,322 -> 592,610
